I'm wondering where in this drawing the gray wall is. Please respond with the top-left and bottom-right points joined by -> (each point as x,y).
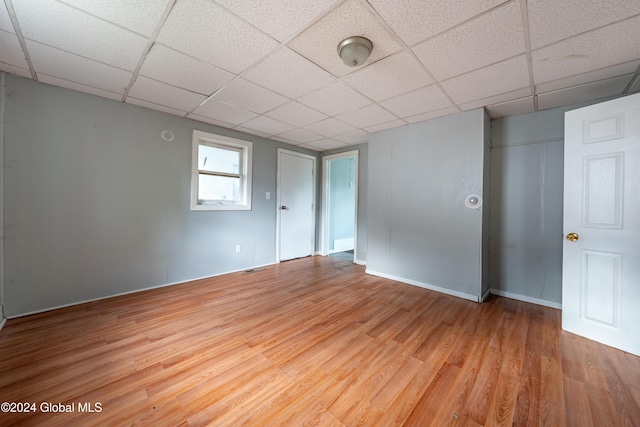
482,111 -> 491,297
489,97 -> 624,306
489,104 -> 591,305
0,73 -> 4,320
367,109 -> 488,299
2,74 -> 317,317
328,157 -> 356,251
323,143 -> 368,263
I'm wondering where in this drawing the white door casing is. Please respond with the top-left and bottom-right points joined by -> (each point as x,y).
563,93 -> 640,356
277,149 -> 316,262
321,150 -> 358,258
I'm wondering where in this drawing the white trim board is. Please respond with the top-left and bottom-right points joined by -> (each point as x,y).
366,269 -> 480,302
354,259 -> 366,266
321,150 -> 359,259
489,289 -> 562,309
364,270 -> 562,309
6,262 -> 277,319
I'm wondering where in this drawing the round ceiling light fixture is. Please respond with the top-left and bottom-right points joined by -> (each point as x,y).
337,36 -> 373,67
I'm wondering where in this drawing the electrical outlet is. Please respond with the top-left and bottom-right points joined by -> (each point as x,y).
235,245 -> 241,253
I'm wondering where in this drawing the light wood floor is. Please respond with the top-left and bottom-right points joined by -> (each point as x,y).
1,256 -> 639,426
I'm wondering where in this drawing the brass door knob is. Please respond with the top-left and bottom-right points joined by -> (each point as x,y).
566,232 -> 579,242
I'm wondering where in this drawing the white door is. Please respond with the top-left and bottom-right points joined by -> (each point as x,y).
563,93 -> 640,356
277,150 -> 315,261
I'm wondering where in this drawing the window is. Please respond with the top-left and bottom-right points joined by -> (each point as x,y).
191,130 -> 253,211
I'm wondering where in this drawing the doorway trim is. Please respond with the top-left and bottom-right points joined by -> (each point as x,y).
276,148 -> 317,263
321,150 -> 359,262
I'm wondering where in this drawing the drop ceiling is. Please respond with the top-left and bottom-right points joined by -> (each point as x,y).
1,0 -> 639,151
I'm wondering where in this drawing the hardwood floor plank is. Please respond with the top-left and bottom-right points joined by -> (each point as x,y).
1,256 -> 639,426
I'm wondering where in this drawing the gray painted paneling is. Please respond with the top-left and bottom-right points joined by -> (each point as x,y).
482,111 -> 491,296
489,141 -> 564,303
2,75 -> 317,317
490,105 -> 570,304
368,109 -> 486,297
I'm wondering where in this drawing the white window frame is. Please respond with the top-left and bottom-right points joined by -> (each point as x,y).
191,130 -> 253,211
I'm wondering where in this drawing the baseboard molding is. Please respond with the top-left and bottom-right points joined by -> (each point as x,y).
354,259 -> 366,266
0,304 -> 6,331
481,288 -> 491,302
489,289 -> 562,309
365,269 -> 480,302
7,262 -> 277,319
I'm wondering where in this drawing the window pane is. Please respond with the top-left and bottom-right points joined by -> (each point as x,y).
198,144 -> 240,174
198,174 -> 240,203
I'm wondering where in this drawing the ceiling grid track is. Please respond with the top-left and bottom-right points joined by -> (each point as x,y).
4,0 -> 37,80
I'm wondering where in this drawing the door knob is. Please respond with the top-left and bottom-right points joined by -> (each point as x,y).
566,232 -> 579,242
281,206 -> 287,210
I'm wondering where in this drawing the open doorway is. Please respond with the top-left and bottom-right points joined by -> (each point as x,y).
322,151 -> 358,262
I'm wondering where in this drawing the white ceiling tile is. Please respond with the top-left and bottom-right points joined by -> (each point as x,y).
191,99 -> 257,125
303,138 -> 349,151
187,114 -> 236,129
1,2 -> 14,33
333,129 -> 368,144
270,136 -> 300,145
27,41 -> 132,94
458,87 -> 532,111
485,96 -> 535,118
156,0 -> 278,74
413,2 -> 525,80
13,0 -> 147,71
296,143 -> 320,151
59,0 -> 172,37
405,106 -> 460,123
379,84 -> 452,118
126,97 -> 188,116
0,62 -> 31,78
0,30 -> 28,69
342,51 -> 432,101
536,61 -> 640,93
364,119 -> 407,133
214,0 -> 338,42
303,117 -> 357,137
240,115 -> 296,136
537,74 -> 633,110
140,44 -> 235,95
528,0 -> 640,49
276,128 -> 323,143
287,0 -> 402,78
264,101 -> 327,127
297,82 -> 371,116
368,0 -> 507,46
38,73 -> 122,101
336,104 -> 397,128
212,78 -> 288,114
442,55 -> 531,104
532,16 -> 640,84
234,126 -> 270,138
128,76 -> 207,112
243,48 -> 335,99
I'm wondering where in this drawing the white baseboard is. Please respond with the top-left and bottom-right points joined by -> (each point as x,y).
0,304 -> 5,331
365,269 -> 480,302
481,288 -> 491,302
489,289 -> 562,309
7,262 -> 277,319
354,259 -> 366,266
